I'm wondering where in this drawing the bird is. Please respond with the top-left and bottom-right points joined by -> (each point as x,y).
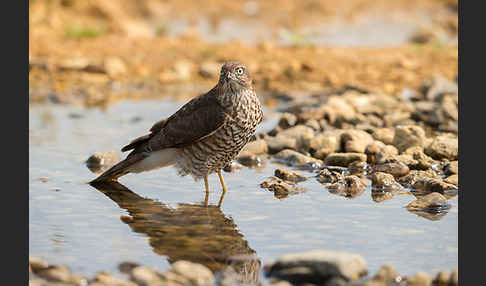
90,61 -> 263,204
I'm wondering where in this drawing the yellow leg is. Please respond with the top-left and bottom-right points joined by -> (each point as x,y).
204,175 -> 209,206
217,170 -> 227,207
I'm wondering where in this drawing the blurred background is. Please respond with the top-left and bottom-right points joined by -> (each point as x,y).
29,0 -> 458,107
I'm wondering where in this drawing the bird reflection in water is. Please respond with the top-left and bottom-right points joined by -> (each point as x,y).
89,181 -> 261,284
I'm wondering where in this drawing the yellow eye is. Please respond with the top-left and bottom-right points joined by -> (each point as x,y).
235,67 -> 244,75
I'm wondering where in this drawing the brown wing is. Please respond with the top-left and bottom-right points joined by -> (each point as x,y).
121,90 -> 228,154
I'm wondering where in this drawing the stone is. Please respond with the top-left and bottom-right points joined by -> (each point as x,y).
317,167 -> 345,184
445,161 -> 458,175
341,130 -> 374,153
274,149 -> 322,166
405,147 -> 436,170
274,169 -> 307,183
278,125 -> 315,151
261,177 -> 305,199
406,192 -> 451,212
373,162 -> 409,177
371,128 -> 395,145
348,161 -> 368,175
92,271 -> 137,286
308,135 -> 340,154
265,135 -> 297,154
449,268 -> 458,286
29,257 -> 48,273
444,174 -> 458,186
169,261 -> 215,286
398,170 -> 438,188
407,271 -> 432,286
130,266 -> 164,286
265,250 -> 367,285
412,177 -> 457,194
328,175 -> 367,198
433,270 -> 450,286
236,152 -> 264,168
104,57 -> 127,77
36,266 -> 70,282
392,125 -> 427,153
223,161 -> 244,173
425,134 -> 458,160
241,139 -> 268,155
118,261 -> 140,274
85,151 -> 120,172
371,172 -> 403,191
278,113 -> 298,129
324,153 -> 367,167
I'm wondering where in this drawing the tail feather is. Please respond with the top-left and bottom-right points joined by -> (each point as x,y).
89,153 -> 148,184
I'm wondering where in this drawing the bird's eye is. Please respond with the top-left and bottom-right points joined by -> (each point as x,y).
235,67 -> 244,75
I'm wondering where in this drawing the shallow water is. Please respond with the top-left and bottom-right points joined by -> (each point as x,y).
29,98 -> 458,283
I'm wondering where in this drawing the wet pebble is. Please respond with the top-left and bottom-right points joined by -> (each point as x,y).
264,250 -> 368,285
274,149 -> 322,166
406,192 -> 451,212
328,175 -> 367,198
373,162 -> 409,178
371,172 -> 404,191
274,169 -> 307,183
411,177 -> 457,194
324,152 -> 367,167
317,167 -> 344,184
236,152 -> 264,168
260,177 -> 304,199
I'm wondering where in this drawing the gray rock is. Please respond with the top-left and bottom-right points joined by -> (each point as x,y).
324,153 -> 367,167
274,149 -> 322,166
265,250 -> 367,285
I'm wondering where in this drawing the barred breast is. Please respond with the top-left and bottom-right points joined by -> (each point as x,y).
175,90 -> 263,180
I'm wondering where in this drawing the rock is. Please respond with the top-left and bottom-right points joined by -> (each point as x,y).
223,161 -> 244,173
392,125 -> 427,153
424,134 -> 458,160
85,151 -> 120,172
278,113 -> 298,129
422,75 -> 458,102
348,161 -> 368,175
274,149 -> 322,166
236,152 -> 264,168
274,169 -> 307,183
265,250 -> 367,285
405,147 -> 436,170
317,167 -> 345,184
324,153 -> 367,167
130,266 -> 164,286
198,61 -> 220,78
29,257 -> 48,273
104,57 -> 127,77
328,175 -> 367,198
265,135 -> 297,154
261,177 -> 305,199
304,119 -> 321,131
29,278 -> 49,286
433,270 -> 450,286
241,139 -> 268,155
445,161 -> 458,175
341,130 -> 374,153
371,128 -> 395,145
278,125 -> 315,151
398,170 -> 438,188
308,134 -> 340,154
365,141 -> 399,165
36,265 -> 83,285
449,268 -> 458,286
371,172 -> 403,191
373,162 -> 409,177
412,177 -> 457,194
406,192 -> 451,212
118,261 -> 140,274
168,261 -> 215,286
92,271 -> 137,286
444,174 -> 458,186
407,271 -> 432,286
363,265 -> 401,285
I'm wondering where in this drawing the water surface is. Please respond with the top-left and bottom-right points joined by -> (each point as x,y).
29,99 -> 458,282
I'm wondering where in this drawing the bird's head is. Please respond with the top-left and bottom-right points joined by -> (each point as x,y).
218,61 -> 252,90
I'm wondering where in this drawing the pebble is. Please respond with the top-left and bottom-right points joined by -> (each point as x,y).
274,149 -> 322,166
274,169 -> 307,183
406,192 -> 451,212
324,153 -> 367,167
392,125 -> 427,153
